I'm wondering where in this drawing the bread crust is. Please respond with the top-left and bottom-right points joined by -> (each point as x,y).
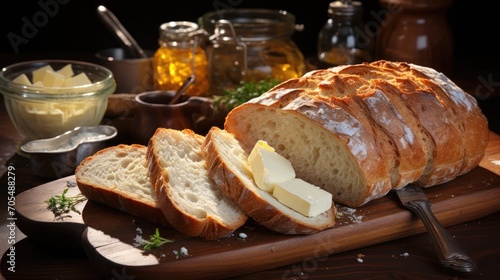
203,127 -> 336,234
75,144 -> 171,228
146,128 -> 247,240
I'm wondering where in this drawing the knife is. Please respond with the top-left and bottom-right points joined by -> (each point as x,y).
395,184 -> 477,273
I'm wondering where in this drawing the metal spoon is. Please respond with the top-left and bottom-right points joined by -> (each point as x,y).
97,5 -> 148,59
169,75 -> 196,105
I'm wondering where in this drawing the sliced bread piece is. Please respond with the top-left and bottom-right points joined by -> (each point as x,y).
75,144 -> 170,228
146,128 -> 248,240
202,127 -> 336,235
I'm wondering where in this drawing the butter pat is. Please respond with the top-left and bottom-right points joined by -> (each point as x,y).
12,74 -> 31,85
57,64 -> 74,79
43,70 -> 66,87
248,140 -> 295,192
32,81 -> 44,87
63,72 -> 92,87
273,178 -> 332,217
32,65 -> 54,84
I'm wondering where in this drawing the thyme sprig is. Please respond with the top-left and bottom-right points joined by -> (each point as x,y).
142,228 -> 173,250
213,78 -> 281,112
46,187 -> 87,220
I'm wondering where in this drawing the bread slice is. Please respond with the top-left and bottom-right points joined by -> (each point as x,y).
324,62 -> 467,187
202,127 -> 336,234
146,128 -> 248,240
75,144 -> 170,228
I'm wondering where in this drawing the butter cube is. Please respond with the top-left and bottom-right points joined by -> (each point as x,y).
273,178 -> 332,217
32,80 -> 44,87
57,64 -> 74,79
12,74 -> 32,85
248,140 -> 295,192
63,72 -> 92,87
42,70 -> 66,87
254,140 -> 275,153
32,65 -> 54,84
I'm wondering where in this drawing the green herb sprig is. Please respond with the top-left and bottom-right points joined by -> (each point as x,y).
143,228 -> 173,250
213,78 -> 281,112
46,187 -> 87,220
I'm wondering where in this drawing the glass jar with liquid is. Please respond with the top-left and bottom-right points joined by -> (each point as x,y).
317,0 -> 373,68
152,21 -> 209,96
199,9 -> 306,95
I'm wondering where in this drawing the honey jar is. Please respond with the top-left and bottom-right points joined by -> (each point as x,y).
199,9 -> 306,95
152,21 -> 209,96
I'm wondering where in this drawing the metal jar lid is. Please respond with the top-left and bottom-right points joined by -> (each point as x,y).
328,0 -> 363,20
159,21 -> 202,42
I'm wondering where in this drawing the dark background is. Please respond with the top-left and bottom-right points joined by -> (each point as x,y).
0,0 -> 498,62
0,0 -> 499,132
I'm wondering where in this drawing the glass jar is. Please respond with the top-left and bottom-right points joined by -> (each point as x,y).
152,21 -> 209,96
199,9 -> 306,95
0,60 -> 115,142
317,0 -> 373,68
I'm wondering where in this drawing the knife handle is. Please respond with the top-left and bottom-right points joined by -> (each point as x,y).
406,200 -> 477,273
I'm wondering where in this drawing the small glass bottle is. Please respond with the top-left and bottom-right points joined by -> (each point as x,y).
317,0 -> 373,68
153,21 -> 209,96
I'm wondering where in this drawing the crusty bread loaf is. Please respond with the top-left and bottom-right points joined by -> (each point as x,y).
146,128 -> 248,240
75,144 -> 170,228
202,127 -> 336,234
224,60 -> 489,207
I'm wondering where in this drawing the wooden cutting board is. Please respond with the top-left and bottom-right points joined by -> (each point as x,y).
15,166 -> 500,280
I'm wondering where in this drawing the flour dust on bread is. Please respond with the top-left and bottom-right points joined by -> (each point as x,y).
202,127 -> 336,234
146,128 -> 248,240
75,144 -> 170,228
224,60 -> 488,207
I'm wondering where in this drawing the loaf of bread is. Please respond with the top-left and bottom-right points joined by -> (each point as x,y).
75,144 -> 170,228
224,60 -> 489,207
146,128 -> 248,240
203,127 -> 336,234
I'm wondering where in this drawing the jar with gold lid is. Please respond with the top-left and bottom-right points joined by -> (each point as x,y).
199,9 -> 306,95
152,21 -> 209,96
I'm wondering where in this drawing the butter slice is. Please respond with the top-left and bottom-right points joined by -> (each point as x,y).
43,70 -> 65,87
63,72 -> 92,87
248,140 -> 295,192
273,178 -> 332,217
12,74 -> 32,85
57,64 -> 74,79
32,81 -> 44,87
32,65 -> 54,84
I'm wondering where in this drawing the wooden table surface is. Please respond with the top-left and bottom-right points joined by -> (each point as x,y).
0,54 -> 499,279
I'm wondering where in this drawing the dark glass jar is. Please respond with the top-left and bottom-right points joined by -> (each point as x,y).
375,0 -> 454,75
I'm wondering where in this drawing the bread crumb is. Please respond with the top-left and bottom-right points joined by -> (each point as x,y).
132,227 -> 146,247
336,206 -> 363,224
355,253 -> 365,263
173,247 -> 189,259
400,252 -> 409,257
239,232 -> 248,239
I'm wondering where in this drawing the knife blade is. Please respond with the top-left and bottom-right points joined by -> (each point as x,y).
395,184 -> 477,273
